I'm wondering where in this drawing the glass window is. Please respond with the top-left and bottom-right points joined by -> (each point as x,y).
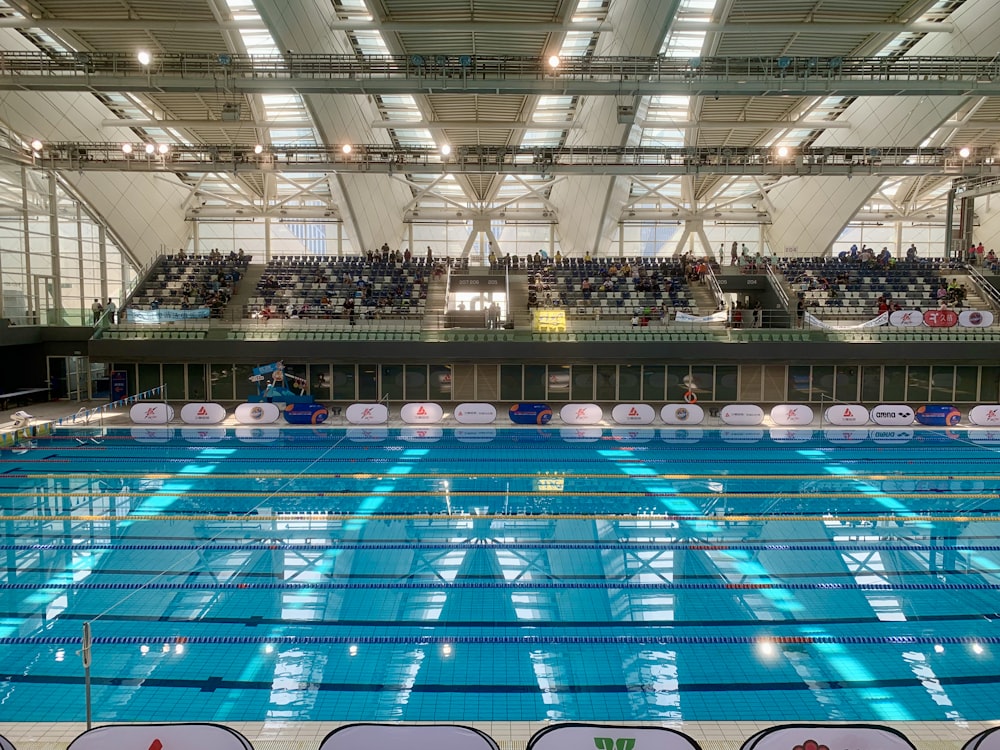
691,365 -> 714,402
955,366 -> 978,403
358,365 -> 378,400
524,365 -> 546,401
787,365 -> 811,402
381,365 -> 404,401
210,364 -> 233,401
500,365 -> 522,401
404,365 -> 427,401
812,366 -> 834,403
596,365 -> 617,401
111,363 -> 136,396
310,364 -> 332,401
834,366 -> 859,402
715,366 -> 738,402
981,366 -> 1000,402
930,366 -> 955,402
547,365 -> 571,401
187,364 -> 206,401
162,364 -> 185,400
642,365 -> 665,401
137,364 -> 161,394
906,366 -> 930,402
861,365 -> 882,402
619,365 -> 641,401
430,365 -> 452,400
883,365 -> 906,402
333,364 -> 356,401
571,365 -> 594,401
234,365 -> 257,399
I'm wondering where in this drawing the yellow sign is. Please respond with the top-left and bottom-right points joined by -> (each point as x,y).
533,308 -> 566,332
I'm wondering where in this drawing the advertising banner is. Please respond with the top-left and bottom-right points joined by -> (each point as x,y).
612,404 -> 656,425
741,725 -> 917,750
455,427 -> 496,442
923,308 -> 959,327
719,404 -> 764,426
770,404 -> 814,426
824,428 -> 869,444
660,428 -> 704,443
282,402 -> 329,424
129,308 -> 211,323
674,310 -> 728,324
509,403 -> 553,425
180,402 -> 226,425
68,723 -> 254,750
889,309 -> 924,327
319,724 -> 498,750
454,403 -> 497,424
110,370 -> 128,402
560,403 -> 603,425
806,311 -> 887,330
914,404 -> 961,426
346,403 -> 389,425
526,725 -> 701,750
235,402 -> 281,424
969,405 -> 1000,426
400,426 -> 443,442
871,404 -> 915,426
560,426 -> 602,442
129,403 -> 174,424
824,404 -> 869,426
960,310 -> 995,327
400,402 -> 444,424
660,403 -> 705,425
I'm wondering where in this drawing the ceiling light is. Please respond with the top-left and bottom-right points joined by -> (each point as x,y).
121,143 -> 133,154
158,143 -> 169,155
144,143 -> 155,155
342,144 -> 352,154
30,139 -> 42,152
137,50 -> 151,66
548,55 -> 561,69
441,144 -> 452,156
776,146 -> 790,159
253,144 -> 264,154
959,146 -> 971,159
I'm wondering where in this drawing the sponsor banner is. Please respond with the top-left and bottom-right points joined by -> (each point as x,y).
346,426 -> 387,442
509,403 -> 553,425
889,309 -> 924,327
960,309 -> 995,328
282,402 -> 328,425
129,403 -> 174,424
915,404 -> 961,426
825,404 -> 870,426
660,428 -> 704,443
453,403 -> 497,425
769,428 -> 814,442
181,426 -> 227,443
400,426 -> 443,442
129,308 -> 211,323
69,723 -> 254,750
180,402 -> 226,425
612,403 -> 656,425
400,402 -> 444,424
741,725 -> 917,750
660,403 -> 705,425
319,724 -> 498,750
235,402 -> 282,424
923,308 -> 959,328
130,426 -> 174,443
806,311 -> 888,330
235,427 -> 280,443
719,404 -> 764,426
870,428 -> 914,444
824,428 -> 869,444
969,405 -> 1000,426
560,403 -> 603,425
611,428 -> 653,442
674,310 -> 728,324
970,429 -> 1000,444
560,426 -> 602,442
525,725 -> 701,750
346,403 -> 389,425
455,427 -> 496,442
110,370 -> 128,402
958,310 -> 993,328
721,429 -> 764,443
770,404 -> 814,426
871,404 -> 915,426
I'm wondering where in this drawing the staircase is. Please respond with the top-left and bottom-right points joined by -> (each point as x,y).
506,274 -> 531,330
423,275 -> 448,329
685,280 -> 718,315
227,263 -> 267,318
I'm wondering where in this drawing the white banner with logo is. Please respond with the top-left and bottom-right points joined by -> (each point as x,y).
871,404 -> 915,426
612,404 -> 656,424
770,404 -> 814,426
235,402 -> 281,424
674,310 -> 728,324
560,403 -> 603,425
346,403 -> 389,424
68,723 -> 254,750
970,405 -> 1000,426
960,310 -> 995,327
889,309 -> 924,327
741,725 -> 917,750
129,403 -> 174,424
825,404 -> 870,426
719,404 -> 764,426
454,403 -> 497,424
527,726 -> 701,750
806,311 -> 888,330
660,403 -> 705,425
400,402 -> 443,424
320,724 -> 499,750
180,402 -> 226,425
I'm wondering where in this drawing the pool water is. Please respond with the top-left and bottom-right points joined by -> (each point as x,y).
1,426 -> 999,723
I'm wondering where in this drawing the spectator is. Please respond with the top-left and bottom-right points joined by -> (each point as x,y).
91,298 -> 103,324
105,298 -> 117,324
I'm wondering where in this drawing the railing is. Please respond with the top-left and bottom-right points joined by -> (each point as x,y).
964,262 -> 1000,310
703,263 -> 726,310
766,263 -> 790,310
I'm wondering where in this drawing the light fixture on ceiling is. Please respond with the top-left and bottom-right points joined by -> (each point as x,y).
441,144 -> 452,156
254,144 -> 264,154
30,139 -> 42,152
158,143 -> 169,155
548,55 -> 560,69
342,144 -> 352,154
121,143 -> 133,155
775,145 -> 790,159
144,143 -> 155,155
959,146 -> 971,159
137,50 -> 151,66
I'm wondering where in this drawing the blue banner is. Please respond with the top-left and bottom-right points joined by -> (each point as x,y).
110,371 -> 128,402
130,308 -> 210,323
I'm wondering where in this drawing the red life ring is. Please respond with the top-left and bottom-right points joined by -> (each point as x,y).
683,390 -> 697,404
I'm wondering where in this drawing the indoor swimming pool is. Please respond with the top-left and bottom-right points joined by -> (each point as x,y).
1,426 -> 999,724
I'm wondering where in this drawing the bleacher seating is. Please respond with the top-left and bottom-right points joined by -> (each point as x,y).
128,252 -> 250,318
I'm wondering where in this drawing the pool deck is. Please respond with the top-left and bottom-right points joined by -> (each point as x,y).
1,400 -> 998,747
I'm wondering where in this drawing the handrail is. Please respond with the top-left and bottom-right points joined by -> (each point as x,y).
964,262 -> 1000,309
766,263 -> 790,308
703,263 -> 726,309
